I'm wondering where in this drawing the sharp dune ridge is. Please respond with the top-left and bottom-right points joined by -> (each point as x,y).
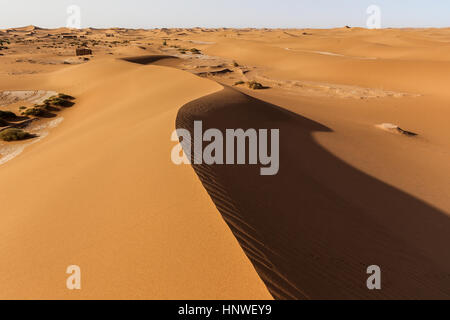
177,87 -> 450,299
0,27 -> 449,299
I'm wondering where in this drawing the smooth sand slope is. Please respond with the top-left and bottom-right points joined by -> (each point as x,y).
0,58 -> 271,299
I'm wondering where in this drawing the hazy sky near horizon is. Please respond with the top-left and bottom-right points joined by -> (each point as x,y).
0,0 -> 449,29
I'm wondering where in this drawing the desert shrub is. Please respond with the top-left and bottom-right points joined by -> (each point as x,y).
0,128 -> 35,141
0,110 -> 17,120
234,81 -> 245,86
57,93 -> 75,100
44,95 -> 74,107
51,98 -> 74,107
247,81 -> 264,90
22,105 -> 47,117
44,104 -> 60,112
22,93 -> 75,117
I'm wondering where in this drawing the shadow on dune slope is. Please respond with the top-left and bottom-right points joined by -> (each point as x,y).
121,55 -> 180,66
176,86 -> 450,300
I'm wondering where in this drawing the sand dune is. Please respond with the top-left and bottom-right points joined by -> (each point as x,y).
0,26 -> 449,300
177,87 -> 450,299
0,59 -> 271,299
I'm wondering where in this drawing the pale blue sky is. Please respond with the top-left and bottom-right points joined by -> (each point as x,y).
0,0 -> 449,29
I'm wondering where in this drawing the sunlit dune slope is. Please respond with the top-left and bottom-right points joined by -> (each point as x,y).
0,59 -> 272,299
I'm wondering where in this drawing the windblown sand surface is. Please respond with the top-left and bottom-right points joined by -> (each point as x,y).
0,26 -> 449,299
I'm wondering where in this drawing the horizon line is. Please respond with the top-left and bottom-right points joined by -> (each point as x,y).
2,25 -> 450,31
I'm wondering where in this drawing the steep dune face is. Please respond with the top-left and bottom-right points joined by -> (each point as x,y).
174,29 -> 450,299
0,59 -> 271,299
177,87 -> 450,300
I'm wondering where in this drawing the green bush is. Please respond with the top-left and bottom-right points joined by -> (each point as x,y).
22,106 -> 46,117
58,93 -> 75,100
50,98 -> 74,107
0,128 -> 36,141
21,93 -> 75,117
43,95 -> 75,107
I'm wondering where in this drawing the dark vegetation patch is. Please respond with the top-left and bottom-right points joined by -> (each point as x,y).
0,93 -> 76,142
0,110 -> 18,121
57,93 -> 75,100
176,47 -> 202,55
21,93 -> 76,118
0,118 -> 9,127
0,128 -> 36,142
0,110 -> 29,126
44,96 -> 75,107
22,106 -> 56,118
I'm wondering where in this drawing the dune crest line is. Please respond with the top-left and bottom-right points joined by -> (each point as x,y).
176,86 -> 450,300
